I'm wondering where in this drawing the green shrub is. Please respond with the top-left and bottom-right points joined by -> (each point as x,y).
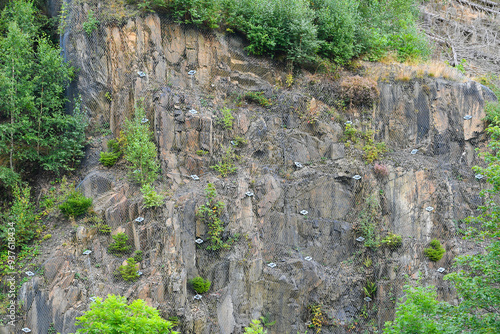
140,183 -> 165,208
364,281 -> 377,298
363,142 -> 388,163
424,239 -> 445,262
312,0 -> 359,64
0,184 -> 39,249
99,151 -> 120,167
244,319 -> 267,334
42,234 -> 52,241
382,232 -> 402,249
133,250 -> 143,262
59,191 -> 93,218
245,92 -> 271,107
189,276 -> 211,294
210,147 -> 238,177
196,183 -> 239,250
117,257 -> 140,281
123,98 -> 160,185
82,9 -> 99,35
99,139 -> 122,167
196,149 -> 209,156
73,294 -> 178,333
217,107 -> 234,130
96,223 -> 111,234
108,233 -> 132,255
232,136 -> 248,147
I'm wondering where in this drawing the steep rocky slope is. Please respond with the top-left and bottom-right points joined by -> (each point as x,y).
3,1 -> 498,334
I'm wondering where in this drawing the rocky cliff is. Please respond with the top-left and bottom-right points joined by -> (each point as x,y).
4,1 -> 497,333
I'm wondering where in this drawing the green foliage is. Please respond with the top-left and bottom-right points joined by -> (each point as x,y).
259,313 -> 276,328
189,276 -> 211,294
123,98 -> 160,186
381,232 -> 402,249
245,92 -> 271,107
211,147 -> 238,177
364,281 -> 377,298
383,285 -> 452,334
0,184 -> 39,250
342,123 -> 359,144
424,239 -> 445,262
196,149 -> 208,156
96,223 -> 111,234
99,151 -> 120,167
108,232 -> 132,255
140,183 -> 165,208
232,136 -> 248,147
0,1 -> 86,177
0,166 -> 20,189
357,194 -> 381,249
73,294 -> 178,334
217,107 -> 234,130
308,304 -> 327,330
99,139 -> 122,167
82,9 -> 99,35
362,142 -> 387,163
244,319 -> 267,334
117,257 -> 140,281
42,234 -> 52,240
59,191 -> 92,218
127,0 -> 428,64
196,183 -> 238,250
133,250 -> 143,262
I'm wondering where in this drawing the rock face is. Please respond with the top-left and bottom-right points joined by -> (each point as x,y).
7,2 -> 496,334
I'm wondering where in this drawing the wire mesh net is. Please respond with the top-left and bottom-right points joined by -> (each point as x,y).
3,0 -> 498,333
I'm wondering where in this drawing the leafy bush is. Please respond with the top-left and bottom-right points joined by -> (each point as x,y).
211,147 -> 238,177
189,276 -> 211,294
99,139 -> 122,167
117,257 -> 140,281
424,239 -> 445,262
108,232 -> 132,255
0,0 -> 86,177
59,191 -> 92,218
244,319 -> 267,334
196,183 -> 239,250
364,281 -> 377,298
140,183 -> 165,208
123,98 -> 160,185
363,142 -> 388,163
382,232 -> 402,249
245,92 -> 271,107
127,0 -> 429,64
99,151 -> 120,167
357,194 -> 381,249
217,107 -> 234,130
73,294 -> 178,334
0,184 -> 39,250
82,9 -> 99,35
196,149 -> 208,156
133,250 -> 143,262
96,223 -> 111,234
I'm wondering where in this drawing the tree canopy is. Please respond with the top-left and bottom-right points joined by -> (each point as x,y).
0,0 -> 86,188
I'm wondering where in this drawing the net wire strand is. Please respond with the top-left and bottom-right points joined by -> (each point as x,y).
9,1 -> 494,333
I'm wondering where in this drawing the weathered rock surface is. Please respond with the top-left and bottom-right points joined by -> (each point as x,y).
6,2 -> 496,334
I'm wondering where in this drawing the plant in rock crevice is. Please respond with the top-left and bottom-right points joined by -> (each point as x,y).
196,183 -> 239,250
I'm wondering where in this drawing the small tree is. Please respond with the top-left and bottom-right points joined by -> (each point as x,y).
117,257 -> 139,282
123,98 -> 159,186
244,319 -> 267,334
73,294 -> 178,334
108,233 -> 132,255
